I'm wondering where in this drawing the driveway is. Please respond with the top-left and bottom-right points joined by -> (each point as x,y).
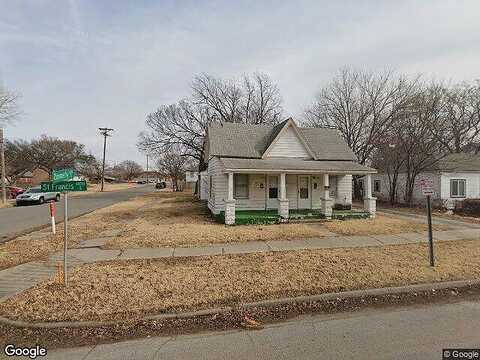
0,185 -> 153,241
44,298 -> 480,359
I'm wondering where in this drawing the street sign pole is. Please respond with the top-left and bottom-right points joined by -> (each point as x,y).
426,195 -> 434,267
0,127 -> 6,204
63,191 -> 68,286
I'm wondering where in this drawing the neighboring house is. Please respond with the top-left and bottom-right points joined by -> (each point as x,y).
203,118 -> 377,224
372,153 -> 480,207
199,170 -> 208,200
17,168 -> 49,186
185,170 -> 199,192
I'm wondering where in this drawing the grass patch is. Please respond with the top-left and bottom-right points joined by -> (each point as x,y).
2,239 -> 479,322
325,215 -> 449,235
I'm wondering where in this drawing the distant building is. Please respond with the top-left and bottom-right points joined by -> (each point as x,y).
372,153 -> 480,207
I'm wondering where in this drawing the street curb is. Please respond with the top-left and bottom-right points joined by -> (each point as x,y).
1,278 -> 479,329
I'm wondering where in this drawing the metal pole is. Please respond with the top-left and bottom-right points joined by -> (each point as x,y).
0,127 -> 6,204
63,191 -> 68,286
99,128 -> 113,192
146,154 -> 149,184
426,195 -> 434,267
101,134 -> 107,192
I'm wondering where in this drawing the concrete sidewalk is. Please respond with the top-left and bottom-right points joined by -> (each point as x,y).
1,228 -> 479,302
36,299 -> 480,360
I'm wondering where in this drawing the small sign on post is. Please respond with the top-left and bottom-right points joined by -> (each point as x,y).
420,178 -> 435,266
42,169 -> 86,286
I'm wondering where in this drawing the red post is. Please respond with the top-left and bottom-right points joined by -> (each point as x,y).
49,200 -> 56,234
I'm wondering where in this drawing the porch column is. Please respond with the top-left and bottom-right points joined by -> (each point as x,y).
320,174 -> 333,219
225,172 -> 236,225
363,174 -> 376,218
278,173 -> 289,219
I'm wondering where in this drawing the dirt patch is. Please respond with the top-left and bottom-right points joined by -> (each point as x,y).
324,215 -> 449,235
1,240 -> 479,323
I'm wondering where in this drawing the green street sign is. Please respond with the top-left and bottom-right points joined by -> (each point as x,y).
41,180 -> 87,192
52,168 -> 75,182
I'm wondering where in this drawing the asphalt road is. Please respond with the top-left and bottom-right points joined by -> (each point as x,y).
0,185 -> 153,241
42,299 -> 480,360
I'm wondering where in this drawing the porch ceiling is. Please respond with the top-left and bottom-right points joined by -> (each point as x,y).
220,157 -> 376,174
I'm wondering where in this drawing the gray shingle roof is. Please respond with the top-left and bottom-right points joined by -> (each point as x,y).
220,158 -> 376,174
207,120 -> 357,161
430,153 -> 480,172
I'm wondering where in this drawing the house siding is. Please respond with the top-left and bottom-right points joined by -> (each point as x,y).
207,157 -> 227,214
335,174 -> 352,206
266,126 -> 311,159
440,172 -> 480,202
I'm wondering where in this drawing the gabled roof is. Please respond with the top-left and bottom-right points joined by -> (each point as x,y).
262,118 -> 316,159
206,118 -> 357,161
430,153 -> 480,172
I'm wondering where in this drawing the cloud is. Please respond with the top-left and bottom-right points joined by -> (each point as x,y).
1,0 -> 479,166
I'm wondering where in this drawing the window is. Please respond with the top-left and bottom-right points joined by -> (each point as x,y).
234,174 -> 249,199
374,180 -> 381,193
450,179 -> 466,198
268,176 -> 278,198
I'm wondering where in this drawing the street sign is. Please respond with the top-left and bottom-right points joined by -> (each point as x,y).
41,180 -> 87,192
420,178 -> 434,196
52,168 -> 75,182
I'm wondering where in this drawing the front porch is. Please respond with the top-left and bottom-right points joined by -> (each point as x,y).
223,172 -> 376,225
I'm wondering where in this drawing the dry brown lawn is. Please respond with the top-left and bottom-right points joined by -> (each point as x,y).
2,240 -> 479,322
69,182 -> 139,197
324,215 -> 448,236
0,192 -> 453,270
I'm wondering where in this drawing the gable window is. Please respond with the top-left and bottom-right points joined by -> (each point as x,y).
268,176 -> 278,199
234,174 -> 249,199
374,180 -> 381,193
450,179 -> 466,198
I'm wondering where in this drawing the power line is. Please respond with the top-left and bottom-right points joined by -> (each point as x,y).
99,127 -> 114,192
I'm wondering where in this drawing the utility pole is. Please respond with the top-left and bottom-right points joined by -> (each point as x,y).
99,128 -> 114,192
146,154 -> 149,184
0,127 -> 6,204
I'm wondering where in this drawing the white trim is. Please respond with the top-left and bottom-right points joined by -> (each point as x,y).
262,118 -> 317,160
224,168 -> 376,175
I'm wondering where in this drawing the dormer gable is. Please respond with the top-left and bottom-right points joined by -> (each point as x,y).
262,118 -> 316,159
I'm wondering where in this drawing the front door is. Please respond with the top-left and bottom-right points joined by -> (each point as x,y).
298,176 -> 310,209
267,175 -> 279,209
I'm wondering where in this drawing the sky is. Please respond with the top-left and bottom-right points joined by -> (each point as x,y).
1,0 -> 479,167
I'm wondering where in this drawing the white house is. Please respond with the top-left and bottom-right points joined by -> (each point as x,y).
203,118 -> 377,224
371,153 -> 480,207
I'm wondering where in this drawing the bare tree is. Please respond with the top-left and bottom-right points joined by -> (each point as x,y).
77,154 -> 103,181
156,152 -> 188,191
112,160 -> 143,181
139,72 -> 282,169
398,85 -> 446,205
4,139 -> 32,184
428,82 -> 480,154
305,67 -> 420,197
26,135 -> 88,174
0,85 -> 20,126
138,100 -> 211,167
192,72 -> 282,125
